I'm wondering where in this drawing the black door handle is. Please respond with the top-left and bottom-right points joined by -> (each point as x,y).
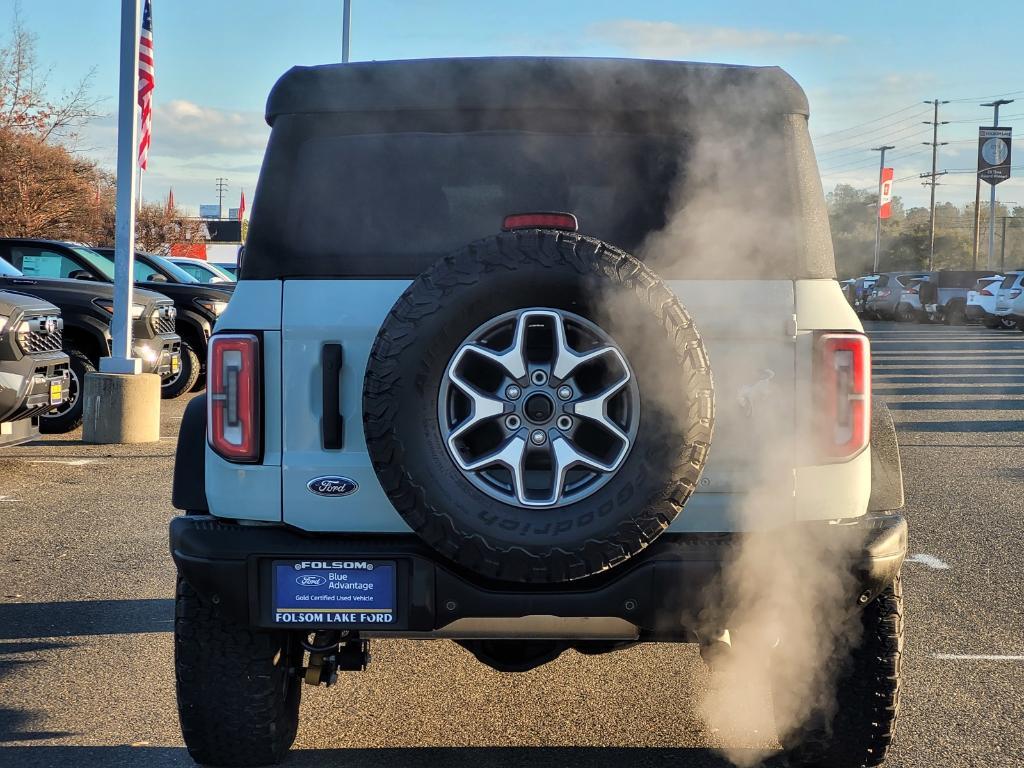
321,343 -> 344,450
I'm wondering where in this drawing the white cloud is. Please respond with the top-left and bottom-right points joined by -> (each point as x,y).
588,20 -> 845,58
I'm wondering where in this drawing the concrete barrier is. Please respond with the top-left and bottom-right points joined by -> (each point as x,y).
81,372 -> 161,444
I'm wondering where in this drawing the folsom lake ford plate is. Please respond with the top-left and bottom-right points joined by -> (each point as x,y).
271,560 -> 397,626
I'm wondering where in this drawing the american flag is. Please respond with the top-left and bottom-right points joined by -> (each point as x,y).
137,0 -> 155,170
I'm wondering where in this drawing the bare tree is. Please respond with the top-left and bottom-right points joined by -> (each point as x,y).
0,6 -> 103,143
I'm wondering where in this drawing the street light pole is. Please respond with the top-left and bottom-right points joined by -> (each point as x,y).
872,145 -> 895,274
983,99 -> 1014,270
342,0 -> 351,63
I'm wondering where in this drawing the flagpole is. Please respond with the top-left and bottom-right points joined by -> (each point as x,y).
102,0 -> 142,375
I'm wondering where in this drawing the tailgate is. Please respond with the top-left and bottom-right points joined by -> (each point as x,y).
666,280 -> 797,531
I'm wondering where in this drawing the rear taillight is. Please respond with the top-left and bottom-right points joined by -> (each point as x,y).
877,289 -> 891,298
981,288 -> 994,296
1010,289 -> 1022,299
908,286 -> 919,294
208,333 -> 261,462
817,333 -> 870,460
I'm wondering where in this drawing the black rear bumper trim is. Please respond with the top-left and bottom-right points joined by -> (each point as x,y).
170,513 -> 908,638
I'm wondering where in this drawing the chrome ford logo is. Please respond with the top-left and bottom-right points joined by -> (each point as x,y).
306,476 -> 358,497
296,575 -> 327,587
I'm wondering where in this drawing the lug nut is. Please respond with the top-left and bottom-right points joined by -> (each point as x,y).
505,384 -> 522,400
530,430 -> 547,445
557,386 -> 573,400
556,415 -> 573,431
505,415 -> 521,430
531,370 -> 548,385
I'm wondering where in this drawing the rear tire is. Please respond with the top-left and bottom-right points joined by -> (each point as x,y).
944,303 -> 966,325
175,577 -> 301,767
162,342 -> 201,399
39,348 -> 93,434
775,573 -> 904,768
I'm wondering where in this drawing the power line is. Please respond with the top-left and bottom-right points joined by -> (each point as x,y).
811,102 -> 927,141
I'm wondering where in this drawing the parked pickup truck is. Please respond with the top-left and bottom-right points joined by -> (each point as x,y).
92,248 -> 233,396
0,250 -> 180,433
919,270 -> 1000,324
0,290 -> 70,447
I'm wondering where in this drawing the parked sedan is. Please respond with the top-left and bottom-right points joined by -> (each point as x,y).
168,257 -> 236,284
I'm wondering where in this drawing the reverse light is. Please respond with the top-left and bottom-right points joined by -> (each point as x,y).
502,212 -> 578,232
208,333 -> 261,462
817,333 -> 871,460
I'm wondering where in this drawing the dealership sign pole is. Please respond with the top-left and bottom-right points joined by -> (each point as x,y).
979,99 -> 1014,270
103,0 -> 142,375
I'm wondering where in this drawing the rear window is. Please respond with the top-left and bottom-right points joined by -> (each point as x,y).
244,110 -> 809,280
1000,273 -> 1021,289
271,131 -> 680,275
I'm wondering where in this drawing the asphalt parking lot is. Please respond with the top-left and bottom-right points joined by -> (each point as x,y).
1,320 -> 1022,768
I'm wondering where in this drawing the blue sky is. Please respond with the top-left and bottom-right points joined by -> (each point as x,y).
8,0 -> 1024,211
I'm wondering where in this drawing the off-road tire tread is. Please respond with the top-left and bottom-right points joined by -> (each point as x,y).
364,230 -> 713,583
175,577 -> 300,767
782,573 -> 904,768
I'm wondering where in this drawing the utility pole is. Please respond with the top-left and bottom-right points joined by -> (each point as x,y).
342,0 -> 351,62
982,99 -> 1014,269
872,145 -> 894,273
1001,216 -> 1008,271
922,99 -> 949,270
215,177 -> 229,220
972,177 -> 982,269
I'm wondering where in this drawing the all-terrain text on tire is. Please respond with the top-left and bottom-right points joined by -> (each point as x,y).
170,58 -> 908,766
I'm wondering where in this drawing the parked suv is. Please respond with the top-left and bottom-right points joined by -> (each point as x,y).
170,58 -> 908,767
0,290 -> 69,447
994,271 -> 1024,325
965,275 -> 1008,328
0,248 -> 180,432
865,271 -> 929,320
92,248 -> 233,395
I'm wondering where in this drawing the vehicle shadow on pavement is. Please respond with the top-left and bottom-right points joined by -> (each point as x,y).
0,641 -> 77,744
0,599 -> 174,639
0,746 -> 784,768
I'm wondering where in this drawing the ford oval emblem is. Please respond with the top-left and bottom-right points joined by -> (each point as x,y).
306,475 -> 359,497
296,574 -> 327,587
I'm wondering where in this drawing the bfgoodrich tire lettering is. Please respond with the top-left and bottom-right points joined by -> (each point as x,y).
364,231 -> 714,583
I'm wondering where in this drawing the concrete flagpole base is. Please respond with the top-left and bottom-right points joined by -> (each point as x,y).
81,372 -> 161,444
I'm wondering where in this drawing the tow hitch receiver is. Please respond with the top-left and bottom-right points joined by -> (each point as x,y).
302,632 -> 370,686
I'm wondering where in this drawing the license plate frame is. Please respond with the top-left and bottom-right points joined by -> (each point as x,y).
269,559 -> 399,628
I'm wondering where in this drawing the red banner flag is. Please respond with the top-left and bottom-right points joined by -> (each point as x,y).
238,190 -> 246,222
879,167 -> 894,219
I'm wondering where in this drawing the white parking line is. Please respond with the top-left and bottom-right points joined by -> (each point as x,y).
27,458 -> 96,466
906,553 -> 951,569
933,654 -> 1024,661
0,495 -> 22,503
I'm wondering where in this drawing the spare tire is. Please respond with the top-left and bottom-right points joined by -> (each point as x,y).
363,231 -> 714,583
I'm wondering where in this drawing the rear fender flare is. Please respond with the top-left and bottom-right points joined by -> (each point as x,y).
173,394 -> 209,512
869,398 -> 904,512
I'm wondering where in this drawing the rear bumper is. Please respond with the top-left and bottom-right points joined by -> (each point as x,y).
170,512 -> 908,640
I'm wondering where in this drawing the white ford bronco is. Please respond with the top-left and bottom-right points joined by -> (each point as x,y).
171,57 -> 907,767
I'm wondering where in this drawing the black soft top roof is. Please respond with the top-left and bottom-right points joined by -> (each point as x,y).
265,57 -> 809,125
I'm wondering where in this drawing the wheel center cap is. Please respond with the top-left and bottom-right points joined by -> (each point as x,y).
523,393 -> 554,424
